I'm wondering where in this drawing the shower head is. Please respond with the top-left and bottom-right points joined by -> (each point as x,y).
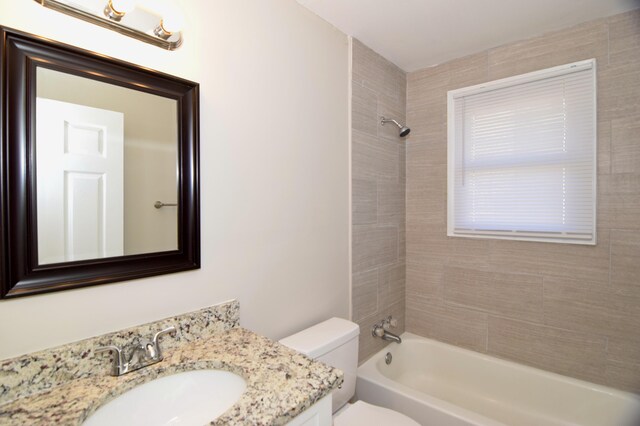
381,117 -> 411,137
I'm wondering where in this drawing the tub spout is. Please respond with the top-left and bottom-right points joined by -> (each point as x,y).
372,324 -> 402,344
381,330 -> 402,344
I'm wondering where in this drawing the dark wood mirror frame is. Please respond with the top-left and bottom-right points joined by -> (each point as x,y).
0,26 -> 200,299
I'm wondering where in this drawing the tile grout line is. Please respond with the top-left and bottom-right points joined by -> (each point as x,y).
608,226 -> 613,288
607,19 -> 610,66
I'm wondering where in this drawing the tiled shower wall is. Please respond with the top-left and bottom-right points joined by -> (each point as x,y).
351,39 -> 407,362
405,9 -> 640,393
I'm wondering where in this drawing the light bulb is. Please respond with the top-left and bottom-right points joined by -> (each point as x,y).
110,0 -> 136,14
161,9 -> 184,34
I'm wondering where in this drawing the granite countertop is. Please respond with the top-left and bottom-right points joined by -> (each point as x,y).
0,326 -> 343,425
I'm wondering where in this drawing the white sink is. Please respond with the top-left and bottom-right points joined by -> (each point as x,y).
83,370 -> 247,426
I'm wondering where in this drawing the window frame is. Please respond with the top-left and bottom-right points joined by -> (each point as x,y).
446,59 -> 597,245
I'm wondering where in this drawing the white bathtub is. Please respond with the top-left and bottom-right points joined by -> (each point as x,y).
356,333 -> 640,426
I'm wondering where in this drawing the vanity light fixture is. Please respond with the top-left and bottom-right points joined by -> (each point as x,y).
34,0 -> 184,50
154,13 -> 184,41
103,0 -> 134,22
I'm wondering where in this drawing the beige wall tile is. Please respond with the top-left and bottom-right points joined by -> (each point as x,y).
406,119 -> 447,144
353,39 -> 407,109
605,360 -> 640,394
544,276 -> 640,338
488,19 -> 608,80
407,96 -> 447,129
611,229 -> 640,295
407,64 -> 449,129
398,222 -> 406,260
406,164 -> 447,225
406,296 -> 488,352
374,136 -> 405,185
398,142 -> 406,183
406,131 -> 447,169
543,277 -> 612,335
608,9 -> 640,67
406,260 -> 443,301
353,224 -> 398,273
379,262 -> 405,307
352,39 -> 386,90
598,120 -> 612,176
444,267 -> 543,323
352,178 -> 377,225
352,129 -> 399,180
407,156 -> 447,187
598,63 -> 640,121
377,67 -> 407,111
487,231 -> 611,284
407,222 -> 492,270
352,269 -> 379,322
406,199 -> 445,227
488,316 -> 608,384
408,63 -> 450,96
608,335 -> 640,366
611,116 -> 640,174
448,52 -> 489,89
378,90 -> 407,121
352,81 -> 379,137
599,173 -> 640,230
378,181 -> 405,225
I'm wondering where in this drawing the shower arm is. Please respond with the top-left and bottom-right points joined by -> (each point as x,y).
380,117 -> 402,129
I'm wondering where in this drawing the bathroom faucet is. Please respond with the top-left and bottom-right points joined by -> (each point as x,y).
372,316 -> 402,344
95,326 -> 176,376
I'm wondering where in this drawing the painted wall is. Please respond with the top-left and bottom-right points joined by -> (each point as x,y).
405,9 -> 640,393
0,0 -> 350,359
351,39 -> 407,362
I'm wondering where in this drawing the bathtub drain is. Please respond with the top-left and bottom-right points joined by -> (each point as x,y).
385,352 -> 392,365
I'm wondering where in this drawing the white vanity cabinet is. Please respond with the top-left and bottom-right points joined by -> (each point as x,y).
286,394 -> 332,426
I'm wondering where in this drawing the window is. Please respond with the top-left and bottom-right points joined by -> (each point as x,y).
447,59 -> 596,244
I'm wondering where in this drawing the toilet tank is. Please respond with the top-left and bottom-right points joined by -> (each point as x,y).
279,318 -> 359,412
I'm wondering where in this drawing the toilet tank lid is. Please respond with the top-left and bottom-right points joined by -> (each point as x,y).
279,317 -> 360,358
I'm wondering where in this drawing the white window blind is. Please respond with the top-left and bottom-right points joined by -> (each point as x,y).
447,59 -> 596,244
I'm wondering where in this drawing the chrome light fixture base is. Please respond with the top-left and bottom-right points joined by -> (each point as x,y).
34,0 -> 183,50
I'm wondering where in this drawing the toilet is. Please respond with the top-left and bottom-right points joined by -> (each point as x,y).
279,318 -> 419,426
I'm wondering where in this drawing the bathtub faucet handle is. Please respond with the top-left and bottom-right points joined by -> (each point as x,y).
372,324 -> 386,338
382,316 -> 398,330
387,316 -> 398,329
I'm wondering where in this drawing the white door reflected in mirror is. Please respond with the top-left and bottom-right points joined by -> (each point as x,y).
36,98 -> 125,265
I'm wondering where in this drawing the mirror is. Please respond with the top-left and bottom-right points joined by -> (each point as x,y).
0,26 -> 200,298
36,68 -> 179,264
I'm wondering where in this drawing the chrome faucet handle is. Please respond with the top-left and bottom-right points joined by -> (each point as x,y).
95,345 -> 123,376
95,345 -> 122,357
387,316 -> 398,328
151,326 -> 176,359
372,324 -> 385,338
125,338 -> 154,364
95,345 -> 119,353
382,316 -> 398,330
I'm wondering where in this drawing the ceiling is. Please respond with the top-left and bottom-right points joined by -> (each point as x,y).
296,0 -> 640,71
